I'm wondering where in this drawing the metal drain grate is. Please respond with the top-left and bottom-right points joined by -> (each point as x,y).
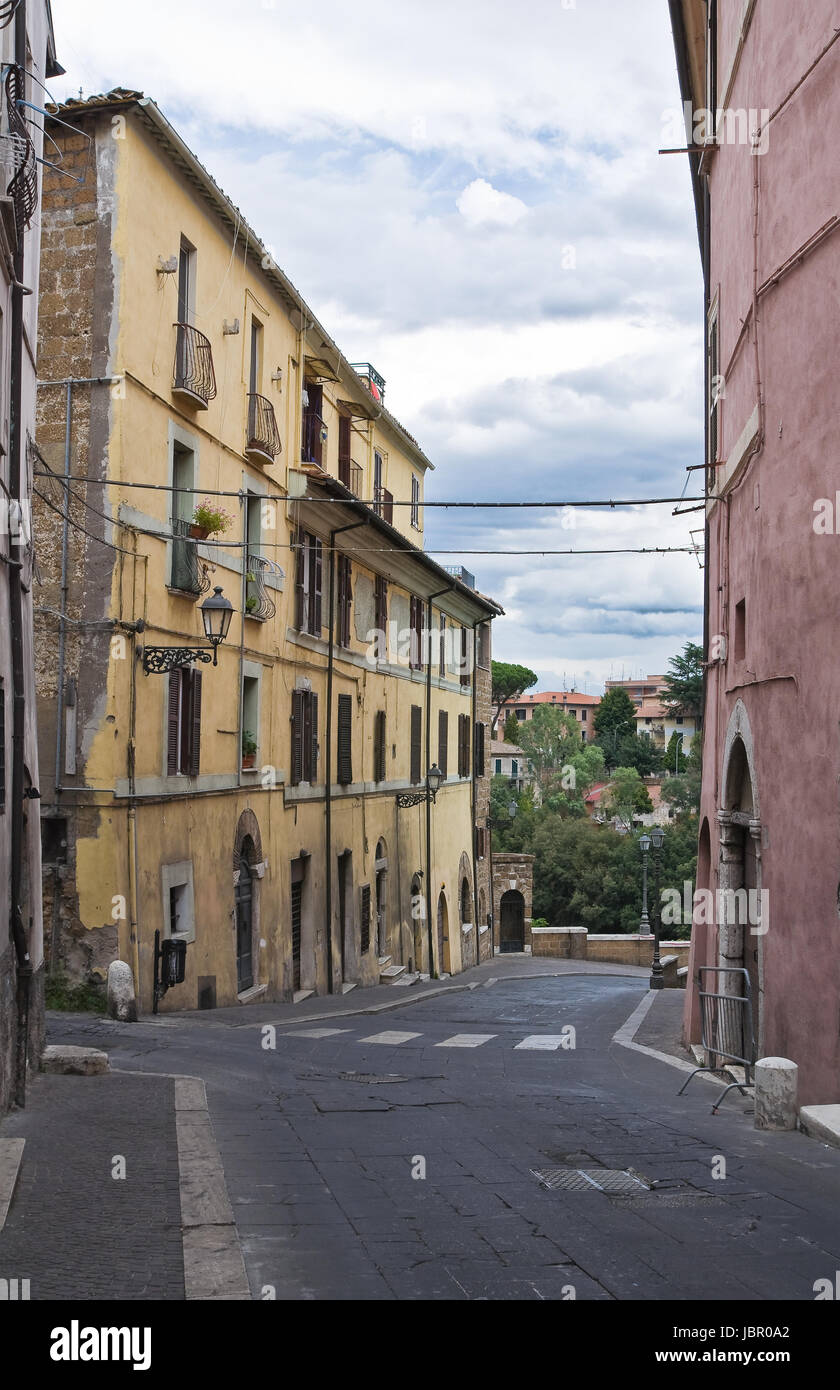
339,1072 -> 409,1084
532,1167 -> 652,1193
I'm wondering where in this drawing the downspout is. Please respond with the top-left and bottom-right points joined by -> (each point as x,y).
424,584 -> 454,975
470,619 -> 481,946
54,381 -> 71,794
325,518 -> 367,992
8,0 -> 30,1107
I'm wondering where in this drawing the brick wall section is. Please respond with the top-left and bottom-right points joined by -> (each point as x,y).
474,621 -> 493,961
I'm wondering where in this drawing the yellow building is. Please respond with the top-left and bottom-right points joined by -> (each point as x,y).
34,90 -> 500,1012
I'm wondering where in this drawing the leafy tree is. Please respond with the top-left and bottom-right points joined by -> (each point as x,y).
491,662 -> 538,732
593,686 -> 638,739
661,737 -> 702,817
502,712 -> 522,744
489,777 -> 536,851
604,766 -> 653,816
662,641 -> 704,719
515,705 -> 579,793
664,730 -> 689,775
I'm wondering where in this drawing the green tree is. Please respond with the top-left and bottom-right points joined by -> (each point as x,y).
502,712 -> 521,744
661,737 -> 702,817
491,662 -> 538,732
604,766 -> 653,817
593,686 -> 638,738
662,641 -> 704,719
515,705 -> 579,794
489,777 -> 536,851
665,729 -> 688,775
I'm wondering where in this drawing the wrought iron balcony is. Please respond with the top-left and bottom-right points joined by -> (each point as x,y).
244,554 -> 277,622
170,518 -> 211,596
246,392 -> 282,464
338,457 -> 363,496
4,66 -> 36,237
302,410 -> 327,469
173,323 -> 217,408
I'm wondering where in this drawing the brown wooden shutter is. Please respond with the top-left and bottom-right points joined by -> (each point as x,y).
474,720 -> 485,778
338,413 -> 351,486
303,691 -> 318,782
374,709 -> 386,782
360,884 -> 371,953
312,537 -> 323,634
167,669 -> 181,775
458,713 -> 470,777
383,488 -> 394,525
460,626 -> 470,687
438,709 -> 448,778
439,615 -> 446,676
337,692 -> 353,785
290,690 -> 303,785
295,530 -> 305,630
188,669 -> 202,777
410,704 -> 422,784
338,556 -> 351,647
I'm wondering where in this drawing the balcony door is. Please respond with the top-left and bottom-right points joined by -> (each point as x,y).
235,841 -> 254,993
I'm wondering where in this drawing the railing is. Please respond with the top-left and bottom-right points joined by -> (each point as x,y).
4,66 -> 36,236
677,967 -> 756,1113
246,392 -> 281,462
173,323 -> 217,406
302,410 -> 326,468
373,481 -> 383,517
170,518 -> 211,595
244,553 -> 277,621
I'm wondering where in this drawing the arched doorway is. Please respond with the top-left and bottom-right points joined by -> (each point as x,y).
719,702 -> 763,1051
436,890 -> 450,975
375,839 -> 388,959
235,836 -> 254,992
499,889 -> 525,953
410,873 -> 424,973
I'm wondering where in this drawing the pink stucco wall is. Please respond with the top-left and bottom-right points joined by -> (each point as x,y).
683,0 -> 840,1104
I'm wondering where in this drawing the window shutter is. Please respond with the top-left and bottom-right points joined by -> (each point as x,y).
290,690 -> 303,785
188,669 -> 202,777
458,713 -> 470,777
374,709 -> 386,783
438,709 -> 448,778
439,615 -> 446,676
410,704 -> 422,784
382,488 -> 394,525
460,626 -> 470,687
474,720 -> 485,778
339,556 -> 352,647
295,531 -> 305,631
312,537 -> 323,634
360,884 -> 371,953
167,669 -> 181,774
310,692 -> 319,781
338,413 -> 351,486
337,692 -> 353,785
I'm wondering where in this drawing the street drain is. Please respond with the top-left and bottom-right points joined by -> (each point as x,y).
532,1167 -> 652,1193
339,1072 -> 409,1084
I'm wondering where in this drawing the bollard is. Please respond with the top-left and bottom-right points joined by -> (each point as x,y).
754,1056 -> 798,1131
107,959 -> 138,1022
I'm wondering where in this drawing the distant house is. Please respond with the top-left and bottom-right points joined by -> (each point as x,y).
501,690 -> 600,743
490,740 -> 532,794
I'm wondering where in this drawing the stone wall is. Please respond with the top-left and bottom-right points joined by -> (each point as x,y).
531,927 -> 690,970
492,852 -> 535,951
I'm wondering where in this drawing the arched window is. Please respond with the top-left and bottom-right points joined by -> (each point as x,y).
460,875 -> 471,925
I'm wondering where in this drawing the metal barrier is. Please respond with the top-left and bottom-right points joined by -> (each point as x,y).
678,966 -> 755,1113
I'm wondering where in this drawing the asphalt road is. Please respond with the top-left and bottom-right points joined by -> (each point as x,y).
48,974 -> 840,1301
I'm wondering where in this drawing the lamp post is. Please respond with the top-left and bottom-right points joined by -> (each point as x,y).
487,797 -> 518,955
395,763 -> 444,810
395,764 -> 445,977
141,586 -> 234,673
638,832 -> 651,932
649,824 -> 666,990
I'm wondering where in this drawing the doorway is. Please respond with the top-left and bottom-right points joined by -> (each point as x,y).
436,890 -> 450,975
499,889 -> 525,953
235,838 -> 254,992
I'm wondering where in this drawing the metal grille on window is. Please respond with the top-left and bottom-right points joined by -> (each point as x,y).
360,884 -> 371,954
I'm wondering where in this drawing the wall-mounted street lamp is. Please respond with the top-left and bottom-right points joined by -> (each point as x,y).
396,764 -> 444,810
648,824 -> 666,990
141,586 -> 234,674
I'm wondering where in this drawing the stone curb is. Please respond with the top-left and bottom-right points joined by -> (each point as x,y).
0,1139 -> 25,1232
174,1075 -> 251,1300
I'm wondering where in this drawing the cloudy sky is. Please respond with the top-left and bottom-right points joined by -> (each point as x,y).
52,0 -> 704,693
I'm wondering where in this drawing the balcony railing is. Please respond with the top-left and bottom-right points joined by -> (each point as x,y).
173,323 -> 217,408
170,518 -> 211,595
4,66 -> 36,237
244,553 -> 277,622
246,392 -> 281,464
302,410 -> 326,469
339,457 -> 364,496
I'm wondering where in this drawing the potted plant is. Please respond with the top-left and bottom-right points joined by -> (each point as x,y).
244,594 -> 259,615
190,498 -> 234,540
241,730 -> 257,769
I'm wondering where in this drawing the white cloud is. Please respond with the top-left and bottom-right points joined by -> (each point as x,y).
456,178 -> 527,228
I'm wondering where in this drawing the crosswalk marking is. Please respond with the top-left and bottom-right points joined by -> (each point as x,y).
435,1034 -> 497,1048
515,1035 -> 568,1051
358,1030 -> 423,1045
287,1027 -> 351,1039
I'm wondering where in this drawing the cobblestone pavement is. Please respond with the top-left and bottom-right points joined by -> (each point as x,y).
0,1072 -> 184,1300
41,972 -> 840,1302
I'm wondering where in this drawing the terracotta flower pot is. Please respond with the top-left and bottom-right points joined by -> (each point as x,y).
189,523 -> 210,540
241,752 -> 256,769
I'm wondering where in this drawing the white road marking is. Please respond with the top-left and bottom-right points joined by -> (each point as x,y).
515,1035 -> 568,1051
359,1030 -> 423,1045
435,1034 -> 497,1048
287,1028 -> 351,1039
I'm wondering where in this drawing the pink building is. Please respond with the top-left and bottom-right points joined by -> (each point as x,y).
503,690 -> 600,743
670,1 -> 840,1102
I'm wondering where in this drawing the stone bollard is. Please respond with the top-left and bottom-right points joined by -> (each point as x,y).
754,1056 -> 798,1131
107,960 -> 137,1022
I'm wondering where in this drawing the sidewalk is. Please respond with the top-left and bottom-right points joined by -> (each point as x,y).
0,1070 -> 184,1300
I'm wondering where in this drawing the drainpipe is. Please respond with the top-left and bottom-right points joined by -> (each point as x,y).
325,519 -> 367,992
424,584 -> 454,975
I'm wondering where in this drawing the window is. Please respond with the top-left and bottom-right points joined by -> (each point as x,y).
167,667 -> 202,776
170,442 -> 198,592
439,614 -> 447,677
511,759 -> 518,778
245,494 -> 262,615
338,412 -> 352,488
374,709 -> 386,783
242,674 -> 259,766
708,302 -> 720,479
410,473 -> 420,529
494,758 -> 501,775
374,575 -> 388,644
410,704 -> 422,784
458,714 -> 471,778
409,596 -> 424,671
290,689 -> 318,784
515,708 -> 525,720
580,709 -> 587,721
438,710 -> 448,778
360,883 -> 371,954
459,627 -> 470,688
337,554 -> 352,648
249,316 -> 262,395
459,876 -> 471,926
161,861 -> 196,944
474,721 -> 486,779
177,237 -> 195,326
676,716 -> 684,726
477,622 -> 490,669
337,692 -> 353,785
295,529 -> 323,635
734,598 -> 746,662
302,381 -> 325,467
373,450 -> 383,515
